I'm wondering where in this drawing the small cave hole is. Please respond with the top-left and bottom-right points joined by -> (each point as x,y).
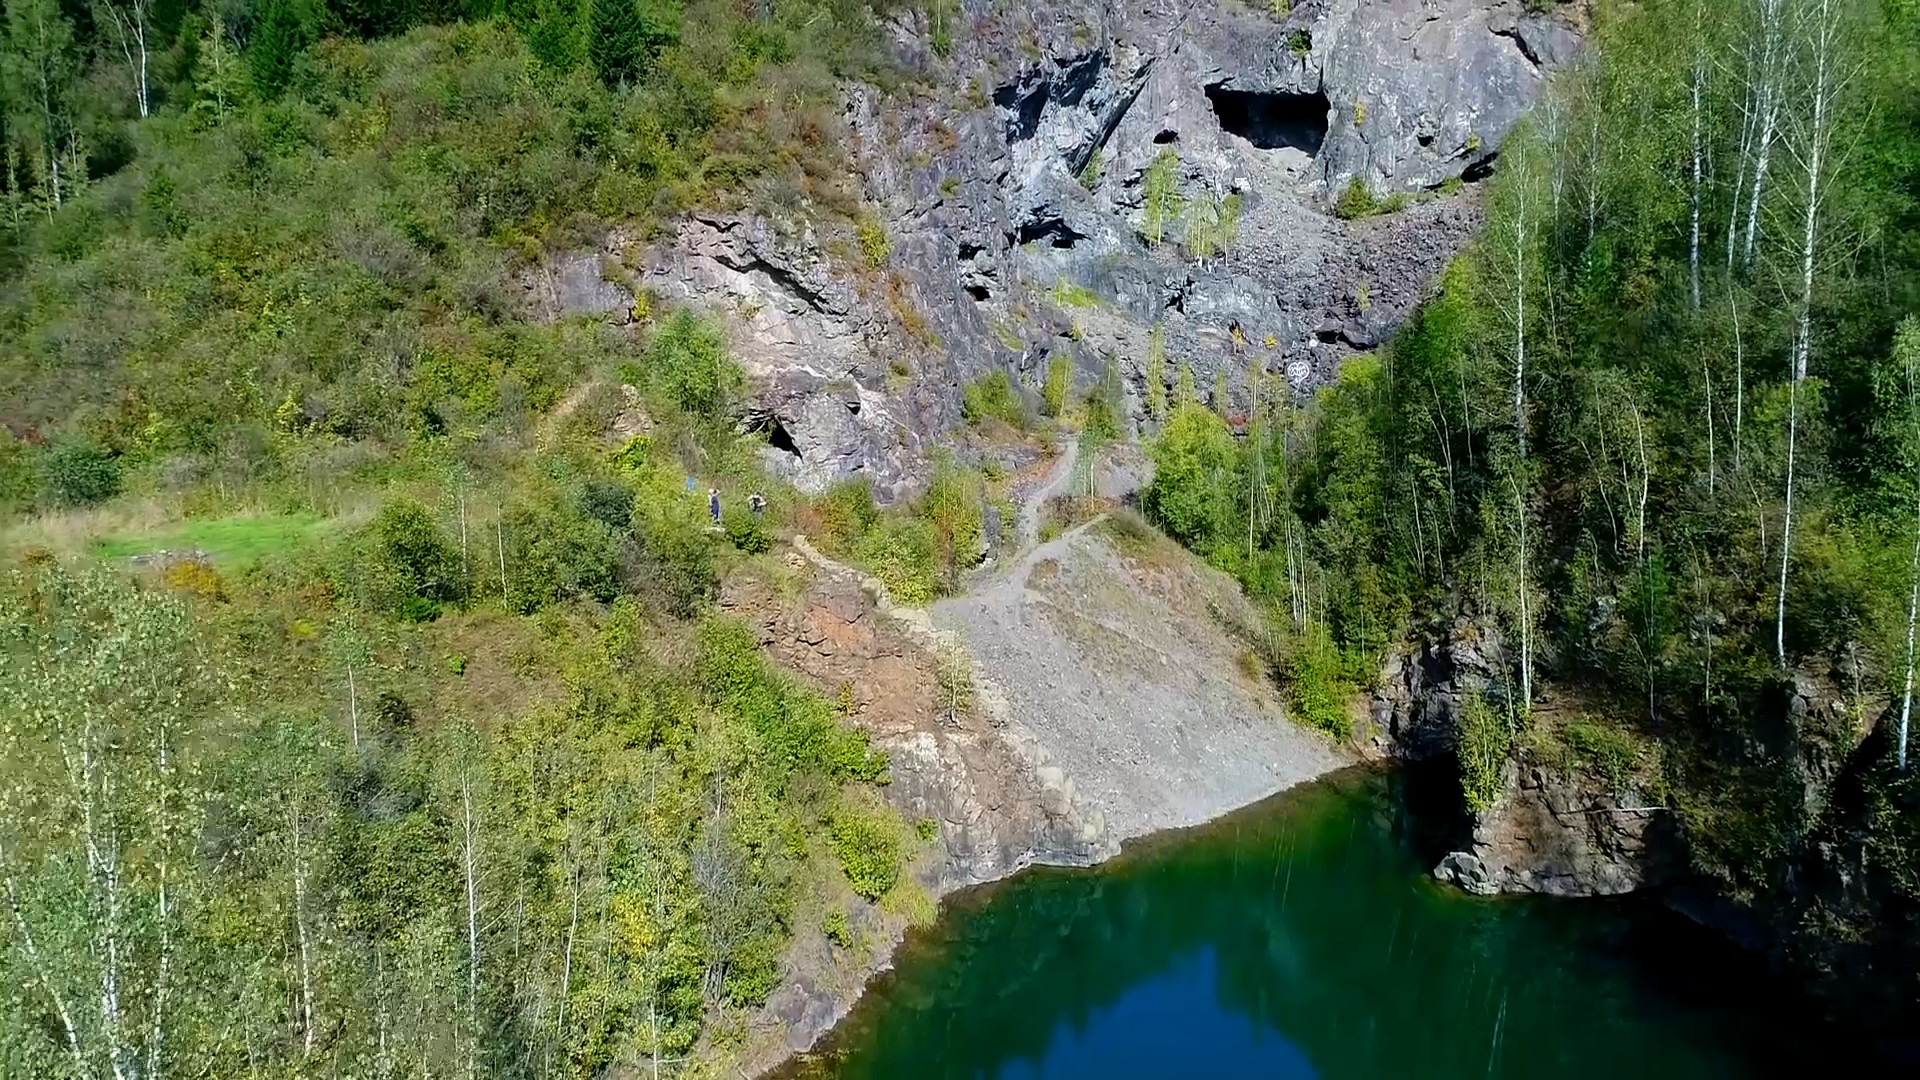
1204,85 -> 1330,155
1153,128 -> 1179,144
965,284 -> 991,302
1461,151 -> 1500,184
765,417 -> 802,459
1016,217 -> 1085,249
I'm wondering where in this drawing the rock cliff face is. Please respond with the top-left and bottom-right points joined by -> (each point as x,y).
529,0 -> 1579,497
1372,619 -> 1684,897
1378,622 -> 1920,1034
1432,755 -> 1682,897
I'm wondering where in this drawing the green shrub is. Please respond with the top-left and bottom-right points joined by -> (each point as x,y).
579,478 -> 637,531
1143,404 -> 1238,550
857,215 -> 891,268
1048,279 -> 1100,308
823,907 -> 852,947
922,462 -> 984,589
814,477 -> 881,550
855,517 -> 940,605
1564,717 -> 1640,792
39,439 -> 122,508
647,309 -> 741,418
625,510 -> 716,617
1333,176 -> 1378,220
723,506 -> 773,553
1077,148 -> 1103,188
500,498 -> 621,614
962,371 -> 1028,427
829,796 -> 906,900
1284,624 -> 1354,738
363,498 -> 462,619
1042,354 -> 1074,418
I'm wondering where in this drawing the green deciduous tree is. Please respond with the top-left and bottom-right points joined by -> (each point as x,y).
1141,148 -> 1183,246
647,309 -> 741,419
1144,403 -> 1238,552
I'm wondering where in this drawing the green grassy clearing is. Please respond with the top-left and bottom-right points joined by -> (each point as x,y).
92,513 -> 337,567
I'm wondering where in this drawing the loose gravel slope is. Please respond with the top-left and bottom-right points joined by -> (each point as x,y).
932,516 -> 1348,844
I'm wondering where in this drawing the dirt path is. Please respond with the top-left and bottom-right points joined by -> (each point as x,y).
1013,439 -> 1079,551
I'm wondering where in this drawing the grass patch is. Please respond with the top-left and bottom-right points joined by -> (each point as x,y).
1048,279 -> 1101,309
93,513 -> 337,567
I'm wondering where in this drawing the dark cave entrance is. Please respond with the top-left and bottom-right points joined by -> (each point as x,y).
1204,85 -> 1330,156
761,416 -> 802,459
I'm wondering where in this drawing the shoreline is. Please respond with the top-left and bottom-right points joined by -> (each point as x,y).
745,758 -> 1359,1079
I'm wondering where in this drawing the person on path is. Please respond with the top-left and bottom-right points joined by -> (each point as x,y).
708,487 -> 721,525
748,492 -> 766,516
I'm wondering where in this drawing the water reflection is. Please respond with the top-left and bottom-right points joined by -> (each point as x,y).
784,769 -> 1818,1080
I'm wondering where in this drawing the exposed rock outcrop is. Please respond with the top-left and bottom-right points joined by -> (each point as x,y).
1370,615 -> 1511,761
526,0 -> 1580,497
1434,754 -> 1682,897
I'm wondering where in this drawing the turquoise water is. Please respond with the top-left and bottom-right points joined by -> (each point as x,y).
781,768 -> 1822,1080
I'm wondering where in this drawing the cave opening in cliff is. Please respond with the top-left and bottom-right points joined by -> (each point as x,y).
1204,85 -> 1330,155
759,416 -> 801,459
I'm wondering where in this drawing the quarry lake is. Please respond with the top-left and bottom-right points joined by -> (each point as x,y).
778,768 -> 1826,1080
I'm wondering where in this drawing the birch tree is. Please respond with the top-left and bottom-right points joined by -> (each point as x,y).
1773,0 -> 1849,668
93,0 -> 151,118
1480,128 -> 1544,462
1895,316 -> 1920,769
2,0 -> 77,212
1738,0 -> 1787,272
0,567 -> 209,1080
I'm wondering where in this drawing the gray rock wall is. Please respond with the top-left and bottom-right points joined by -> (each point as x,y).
530,0 -> 1578,497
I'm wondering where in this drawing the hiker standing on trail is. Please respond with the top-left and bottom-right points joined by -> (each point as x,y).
708,487 -> 721,525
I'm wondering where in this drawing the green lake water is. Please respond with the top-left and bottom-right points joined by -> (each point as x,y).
781,768 -> 1826,1080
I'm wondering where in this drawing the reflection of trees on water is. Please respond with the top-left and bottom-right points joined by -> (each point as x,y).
797,772 -> 1795,1080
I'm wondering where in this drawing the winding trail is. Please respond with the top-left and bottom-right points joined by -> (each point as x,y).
1013,440 -> 1080,552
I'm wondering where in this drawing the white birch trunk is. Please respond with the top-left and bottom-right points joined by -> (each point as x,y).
1901,516 -> 1918,771
1775,0 -> 1839,669
5,876 -> 88,1076
1742,0 -> 1785,270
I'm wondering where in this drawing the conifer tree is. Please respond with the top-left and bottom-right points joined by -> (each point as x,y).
589,0 -> 647,88
248,0 -> 308,99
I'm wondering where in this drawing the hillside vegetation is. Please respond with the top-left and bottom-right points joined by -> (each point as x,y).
0,2 -> 942,1078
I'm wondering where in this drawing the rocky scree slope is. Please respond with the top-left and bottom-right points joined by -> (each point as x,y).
714,505 -> 1344,1068
529,0 -> 1578,497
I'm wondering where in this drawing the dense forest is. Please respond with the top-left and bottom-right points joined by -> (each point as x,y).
1142,0 -> 1920,978
0,1 -> 963,1077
